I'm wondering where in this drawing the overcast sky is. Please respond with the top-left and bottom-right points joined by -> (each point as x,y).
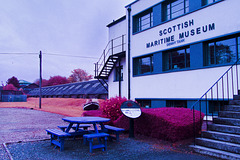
0,0 -> 134,85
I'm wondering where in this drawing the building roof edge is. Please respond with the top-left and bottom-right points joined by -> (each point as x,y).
107,15 -> 126,28
125,0 -> 139,8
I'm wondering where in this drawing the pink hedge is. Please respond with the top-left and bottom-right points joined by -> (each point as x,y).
113,107 -> 204,142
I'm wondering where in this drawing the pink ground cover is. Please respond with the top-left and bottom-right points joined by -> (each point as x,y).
113,107 -> 204,142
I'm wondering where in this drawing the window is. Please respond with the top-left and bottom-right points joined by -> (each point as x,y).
163,0 -> 189,21
202,0 -> 220,6
137,99 -> 151,108
134,55 -> 154,75
114,66 -> 123,81
163,47 -> 190,71
133,9 -> 153,33
166,100 -> 187,108
206,36 -> 239,66
208,100 -> 227,113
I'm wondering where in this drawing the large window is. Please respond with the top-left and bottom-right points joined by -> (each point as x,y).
206,36 -> 239,66
137,99 -> 151,108
202,0 -> 220,6
166,100 -> 187,108
163,47 -> 190,71
163,0 -> 189,21
133,9 -> 153,33
133,55 -> 154,75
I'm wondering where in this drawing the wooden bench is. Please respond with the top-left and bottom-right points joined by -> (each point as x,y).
58,124 -> 91,132
83,133 -> 109,153
46,129 -> 71,151
103,125 -> 125,142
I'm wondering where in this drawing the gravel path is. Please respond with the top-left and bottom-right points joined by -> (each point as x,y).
0,108 -> 66,144
5,137 -> 219,160
0,108 -> 218,160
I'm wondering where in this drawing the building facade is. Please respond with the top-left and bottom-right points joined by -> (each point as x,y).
95,0 -> 240,114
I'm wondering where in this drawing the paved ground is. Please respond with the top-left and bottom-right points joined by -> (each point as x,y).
0,108 -> 219,160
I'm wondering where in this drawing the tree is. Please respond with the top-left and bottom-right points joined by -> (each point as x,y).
34,79 -> 49,87
6,76 -> 20,88
47,75 -> 69,86
68,69 -> 93,83
3,84 -> 17,91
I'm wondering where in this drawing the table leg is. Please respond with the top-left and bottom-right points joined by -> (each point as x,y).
76,124 -> 80,132
65,123 -> 73,133
93,123 -> 98,133
99,123 -> 107,132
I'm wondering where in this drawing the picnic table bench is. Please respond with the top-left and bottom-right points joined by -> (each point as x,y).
46,129 -> 71,151
58,124 -> 91,132
102,125 -> 125,141
83,133 -> 109,153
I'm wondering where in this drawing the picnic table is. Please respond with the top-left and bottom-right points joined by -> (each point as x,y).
62,116 -> 110,152
62,116 -> 110,134
46,116 -> 124,152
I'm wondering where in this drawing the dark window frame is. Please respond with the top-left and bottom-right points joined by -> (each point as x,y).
133,8 -> 153,33
136,99 -> 152,108
205,35 -> 240,66
166,100 -> 187,108
133,55 -> 154,76
114,66 -> 123,82
163,46 -> 190,71
202,0 -> 220,6
162,0 -> 189,21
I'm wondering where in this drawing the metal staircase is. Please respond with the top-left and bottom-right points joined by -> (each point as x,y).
190,59 -> 240,159
94,35 -> 126,91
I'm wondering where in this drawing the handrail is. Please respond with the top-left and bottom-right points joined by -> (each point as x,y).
95,35 -> 126,77
192,58 -> 240,145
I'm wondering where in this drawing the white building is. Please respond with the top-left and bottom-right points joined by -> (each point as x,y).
95,0 -> 240,114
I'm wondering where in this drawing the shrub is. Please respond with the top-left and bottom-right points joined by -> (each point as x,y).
113,107 -> 204,142
100,96 -> 128,124
83,96 -> 128,125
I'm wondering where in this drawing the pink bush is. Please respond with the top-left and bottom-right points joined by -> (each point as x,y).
3,84 -> 18,91
113,107 -> 204,142
99,96 -> 127,124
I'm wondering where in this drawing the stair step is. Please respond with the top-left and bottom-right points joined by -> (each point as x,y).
229,100 -> 240,105
213,117 -> 240,126
202,131 -> 240,144
190,145 -> 240,160
224,105 -> 240,112
196,138 -> 240,154
208,124 -> 240,135
233,95 -> 240,100
219,111 -> 240,119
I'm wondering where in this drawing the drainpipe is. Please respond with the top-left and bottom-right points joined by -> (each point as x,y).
127,6 -> 134,138
119,58 -> 121,97
127,6 -> 131,100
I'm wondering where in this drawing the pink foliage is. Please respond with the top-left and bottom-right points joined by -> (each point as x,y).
100,96 -> 127,124
47,76 -> 69,86
113,107 -> 204,142
68,68 -> 93,83
3,84 -> 18,91
83,96 -> 128,125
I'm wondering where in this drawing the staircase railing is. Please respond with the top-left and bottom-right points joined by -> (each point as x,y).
95,35 -> 126,78
191,58 -> 240,145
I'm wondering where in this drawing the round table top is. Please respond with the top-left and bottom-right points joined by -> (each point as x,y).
62,116 -> 110,123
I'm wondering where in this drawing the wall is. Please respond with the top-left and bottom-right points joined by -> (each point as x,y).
129,0 -> 240,100
108,57 -> 128,98
107,17 -> 128,98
